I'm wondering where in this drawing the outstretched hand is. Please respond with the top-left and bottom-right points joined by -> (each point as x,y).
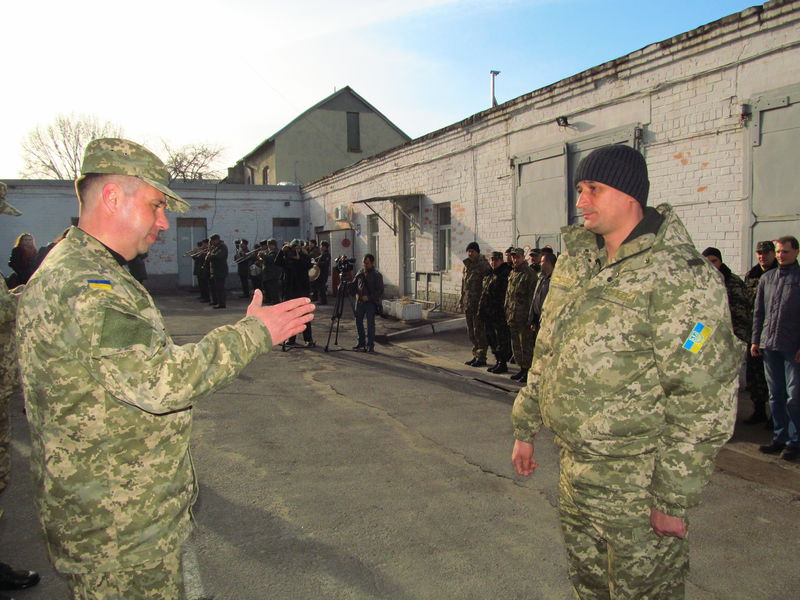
247,291 -> 315,345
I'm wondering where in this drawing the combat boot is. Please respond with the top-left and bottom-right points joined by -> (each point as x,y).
486,361 -> 499,372
491,361 -> 508,374
510,368 -> 528,381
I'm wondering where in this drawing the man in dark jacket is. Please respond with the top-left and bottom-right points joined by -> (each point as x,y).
751,235 -> 800,462
234,239 -> 253,298
478,251 -> 512,373
742,240 -> 777,424
259,239 -> 282,305
352,254 -> 384,353
207,234 -> 229,309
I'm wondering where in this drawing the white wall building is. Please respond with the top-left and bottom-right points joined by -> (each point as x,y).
1,180 -> 304,289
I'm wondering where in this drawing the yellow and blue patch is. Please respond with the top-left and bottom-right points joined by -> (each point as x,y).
682,322 -> 712,354
87,279 -> 112,290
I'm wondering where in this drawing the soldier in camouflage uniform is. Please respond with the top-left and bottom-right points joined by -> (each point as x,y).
742,240 -> 777,424
702,247 -> 752,344
504,248 -> 537,381
16,140 -> 315,600
0,183 -> 42,596
460,242 -> 491,367
478,251 -> 512,373
511,145 -> 739,600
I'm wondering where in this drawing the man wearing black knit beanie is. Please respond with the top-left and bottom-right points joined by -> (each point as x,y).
511,144 -> 740,598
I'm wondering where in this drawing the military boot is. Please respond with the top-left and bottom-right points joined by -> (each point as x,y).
510,368 -> 528,381
486,361 -> 499,372
491,361 -> 508,374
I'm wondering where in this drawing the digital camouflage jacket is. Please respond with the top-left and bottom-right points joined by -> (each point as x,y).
504,261 -> 537,325
511,205 -> 739,517
461,254 -> 491,314
17,227 -> 272,573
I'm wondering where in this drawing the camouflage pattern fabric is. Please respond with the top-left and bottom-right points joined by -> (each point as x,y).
509,323 -> 534,371
465,312 -> 488,361
75,138 -> 189,213
461,254 -> 491,314
16,227 -> 273,574
512,204 -> 739,596
504,261 -> 537,325
719,263 -> 752,344
66,548 -> 182,600
743,262 -> 775,408
0,277 -> 22,495
560,469 -> 688,600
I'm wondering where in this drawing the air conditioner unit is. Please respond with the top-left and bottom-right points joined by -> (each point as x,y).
334,205 -> 348,221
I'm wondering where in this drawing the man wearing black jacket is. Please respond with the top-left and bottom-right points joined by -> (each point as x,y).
352,254 -> 383,353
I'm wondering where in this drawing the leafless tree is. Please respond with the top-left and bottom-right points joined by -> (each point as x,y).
20,114 -> 124,179
162,141 -> 225,182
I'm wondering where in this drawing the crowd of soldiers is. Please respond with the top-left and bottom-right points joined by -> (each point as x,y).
189,236 -> 331,318
461,242 -> 557,382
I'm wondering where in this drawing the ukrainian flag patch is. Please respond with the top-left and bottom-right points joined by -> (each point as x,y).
87,279 -> 112,290
682,322 -> 711,354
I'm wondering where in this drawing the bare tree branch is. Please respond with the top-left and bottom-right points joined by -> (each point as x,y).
162,141 -> 225,182
20,114 -> 124,179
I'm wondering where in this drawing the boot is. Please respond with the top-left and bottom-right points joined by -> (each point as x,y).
491,361 -> 508,374
510,368 -> 528,381
486,361 -> 499,372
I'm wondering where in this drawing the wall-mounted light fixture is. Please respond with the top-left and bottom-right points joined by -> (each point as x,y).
556,116 -> 569,127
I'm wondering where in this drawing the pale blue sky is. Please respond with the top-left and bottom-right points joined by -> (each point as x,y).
0,0 -> 757,178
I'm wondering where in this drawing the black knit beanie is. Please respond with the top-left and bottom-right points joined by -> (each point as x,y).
575,145 -> 650,207
701,247 -> 722,261
466,241 -> 480,253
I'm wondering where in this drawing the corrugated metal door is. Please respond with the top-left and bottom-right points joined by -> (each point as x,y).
177,218 -> 207,287
749,90 -> 800,247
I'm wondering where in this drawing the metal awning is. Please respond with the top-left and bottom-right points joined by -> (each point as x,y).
352,194 -> 424,235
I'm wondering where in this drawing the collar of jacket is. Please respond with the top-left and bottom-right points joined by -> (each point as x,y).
68,226 -> 128,266
561,204 -> 684,267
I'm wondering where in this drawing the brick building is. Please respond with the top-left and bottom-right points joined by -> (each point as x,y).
302,0 -> 800,309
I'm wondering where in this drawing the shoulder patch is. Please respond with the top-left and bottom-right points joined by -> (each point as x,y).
686,258 -> 705,267
87,279 -> 113,290
682,322 -> 712,354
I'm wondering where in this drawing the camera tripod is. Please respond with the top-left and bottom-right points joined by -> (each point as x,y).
324,276 -> 356,352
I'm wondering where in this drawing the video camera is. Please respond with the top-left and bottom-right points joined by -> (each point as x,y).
335,255 -> 356,274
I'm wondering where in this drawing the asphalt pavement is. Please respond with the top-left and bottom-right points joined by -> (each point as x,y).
2,292 -> 799,600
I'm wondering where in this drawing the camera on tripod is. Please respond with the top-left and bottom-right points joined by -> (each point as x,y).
335,255 -> 356,274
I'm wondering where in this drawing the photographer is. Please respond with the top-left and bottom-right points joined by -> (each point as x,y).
277,240 -> 315,347
352,254 -> 383,353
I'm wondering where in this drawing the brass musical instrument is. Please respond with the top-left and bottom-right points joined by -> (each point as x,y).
308,264 -> 320,281
183,246 -> 208,257
234,249 -> 259,264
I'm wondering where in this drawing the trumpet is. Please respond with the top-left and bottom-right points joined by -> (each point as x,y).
183,247 -> 208,257
234,249 -> 260,264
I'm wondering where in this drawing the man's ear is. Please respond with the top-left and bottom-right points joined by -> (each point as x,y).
101,181 -> 122,213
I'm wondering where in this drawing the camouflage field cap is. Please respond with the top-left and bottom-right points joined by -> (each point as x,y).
75,138 -> 189,213
0,182 -> 22,216
510,247 -> 525,257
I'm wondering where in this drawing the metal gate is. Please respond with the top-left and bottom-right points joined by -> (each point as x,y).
176,218 -> 207,287
748,86 -> 800,249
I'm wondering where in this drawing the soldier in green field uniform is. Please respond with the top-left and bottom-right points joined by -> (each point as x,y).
16,140 -> 314,600
0,182 -> 41,597
504,247 -> 537,381
511,145 -> 739,599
